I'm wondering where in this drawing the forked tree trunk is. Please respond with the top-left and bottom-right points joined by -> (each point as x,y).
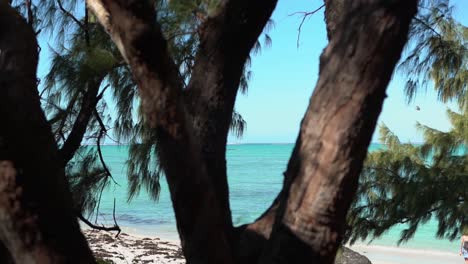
259,1 -> 418,263
184,0 -> 278,244
86,1 -> 236,263
0,2 -> 95,263
87,1 -> 277,263
0,0 -> 418,262
236,0 -> 418,262
89,0 -> 418,264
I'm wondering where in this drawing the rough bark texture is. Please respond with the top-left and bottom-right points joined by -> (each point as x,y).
259,1 -> 418,263
88,0 -> 278,263
86,1 -> 233,263
0,2 -> 95,263
323,0 -> 345,40
89,0 -> 417,264
184,0 -> 278,244
234,135 -> 302,264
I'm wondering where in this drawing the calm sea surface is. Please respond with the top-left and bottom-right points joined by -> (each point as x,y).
94,144 -> 458,252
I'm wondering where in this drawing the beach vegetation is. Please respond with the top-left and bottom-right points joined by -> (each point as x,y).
347,0 -> 468,245
0,0 -> 419,263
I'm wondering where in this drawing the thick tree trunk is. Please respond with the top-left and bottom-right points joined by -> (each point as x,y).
258,1 -> 418,263
87,1 -> 235,263
88,1 -> 277,263
0,3 -> 95,263
90,1 -> 417,264
0,241 -> 13,264
323,0 -> 345,40
185,0 -> 278,244
234,138 -> 301,264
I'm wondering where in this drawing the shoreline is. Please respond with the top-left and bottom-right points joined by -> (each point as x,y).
349,244 -> 461,264
84,226 -> 463,264
84,229 -> 184,264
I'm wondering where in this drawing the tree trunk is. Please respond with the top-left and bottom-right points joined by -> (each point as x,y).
87,1 -> 235,263
259,1 -> 418,263
89,0 -> 417,264
234,136 -> 301,264
0,2 -> 95,263
184,0 -> 278,245
88,0 -> 278,263
323,0 -> 345,40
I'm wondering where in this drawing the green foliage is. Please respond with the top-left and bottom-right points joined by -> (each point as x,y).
39,12 -> 123,216
42,21 -> 120,137
67,147 -> 109,216
400,0 -> 468,106
25,0 -> 272,208
110,1 -> 272,201
348,0 -> 468,245
230,110 -> 247,139
125,117 -> 162,202
347,122 -> 468,244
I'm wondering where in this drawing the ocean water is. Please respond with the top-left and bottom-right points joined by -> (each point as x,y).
94,144 -> 459,253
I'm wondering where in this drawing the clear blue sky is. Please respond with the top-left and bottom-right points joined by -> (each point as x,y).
36,1 -> 468,144
228,0 -> 468,144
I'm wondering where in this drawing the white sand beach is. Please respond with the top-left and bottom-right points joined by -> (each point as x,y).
84,228 -> 464,264
85,230 -> 184,264
350,244 -> 462,264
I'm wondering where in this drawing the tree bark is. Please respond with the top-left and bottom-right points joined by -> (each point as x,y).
234,137 -> 301,264
185,0 -> 278,244
89,1 -> 418,264
88,1 -> 278,262
259,1 -> 418,263
0,241 -> 13,264
323,0 -> 345,40
87,1 -> 235,263
0,2 -> 95,263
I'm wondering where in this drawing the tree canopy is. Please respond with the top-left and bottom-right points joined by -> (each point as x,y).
0,0 -> 418,263
347,0 -> 468,245
10,0 -> 272,220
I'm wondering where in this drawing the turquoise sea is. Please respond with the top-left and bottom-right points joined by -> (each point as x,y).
94,144 -> 459,253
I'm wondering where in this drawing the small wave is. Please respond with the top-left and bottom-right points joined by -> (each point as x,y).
100,213 -> 170,225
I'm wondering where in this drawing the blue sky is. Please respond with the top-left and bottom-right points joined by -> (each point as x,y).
36,1 -> 468,144
229,0 -> 468,144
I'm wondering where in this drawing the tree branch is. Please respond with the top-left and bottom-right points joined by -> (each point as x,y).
233,135 -> 302,264
184,0 -> 278,243
84,1 -> 90,46
57,0 -> 85,31
25,0 -> 33,27
0,3 -> 95,262
59,77 -> 104,165
289,4 -> 325,48
78,212 -> 121,235
259,1 -> 418,263
94,109 -> 119,186
87,1 -> 236,262
413,16 -> 443,38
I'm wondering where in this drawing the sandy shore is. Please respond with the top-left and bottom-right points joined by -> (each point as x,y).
85,230 -> 184,264
84,229 -> 463,264
350,244 -> 462,264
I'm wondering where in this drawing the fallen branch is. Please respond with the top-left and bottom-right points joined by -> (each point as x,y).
78,212 -> 121,237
